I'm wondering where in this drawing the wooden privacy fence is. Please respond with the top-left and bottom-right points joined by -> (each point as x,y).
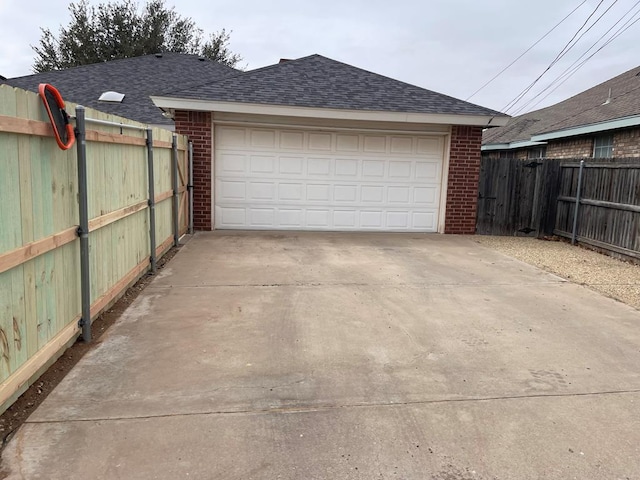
477,157 -> 561,236
0,85 -> 191,413
555,160 -> 640,259
477,157 -> 640,260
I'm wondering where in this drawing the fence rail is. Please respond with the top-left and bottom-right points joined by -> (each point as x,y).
0,85 -> 190,413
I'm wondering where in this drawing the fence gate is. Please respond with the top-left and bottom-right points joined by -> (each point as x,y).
476,158 -> 543,235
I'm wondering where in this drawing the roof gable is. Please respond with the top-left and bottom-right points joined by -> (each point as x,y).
2,53 -> 238,125
483,65 -> 640,146
163,54 -> 504,117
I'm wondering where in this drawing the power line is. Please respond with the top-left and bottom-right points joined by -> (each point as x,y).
501,0 -> 611,114
514,2 -> 640,114
465,0 -> 587,102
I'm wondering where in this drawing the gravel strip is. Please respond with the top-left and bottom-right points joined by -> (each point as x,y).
473,236 -> 640,310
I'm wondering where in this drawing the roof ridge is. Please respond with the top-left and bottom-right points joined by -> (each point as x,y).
8,52 -> 227,81
163,54 -> 322,97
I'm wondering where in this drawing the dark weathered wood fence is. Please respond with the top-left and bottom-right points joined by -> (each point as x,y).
477,157 -> 640,260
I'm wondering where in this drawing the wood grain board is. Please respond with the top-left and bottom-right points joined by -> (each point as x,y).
0,85 -> 191,411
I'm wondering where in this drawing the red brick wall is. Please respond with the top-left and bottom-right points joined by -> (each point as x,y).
613,127 -> 640,157
445,125 -> 483,234
545,137 -> 593,158
174,111 -> 212,230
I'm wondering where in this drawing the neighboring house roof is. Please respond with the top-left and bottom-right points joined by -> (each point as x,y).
2,53 -> 238,125
153,54 -> 507,122
483,65 -> 640,148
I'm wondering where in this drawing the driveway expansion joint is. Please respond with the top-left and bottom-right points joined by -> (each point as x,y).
146,281 -> 567,289
25,388 -> 640,425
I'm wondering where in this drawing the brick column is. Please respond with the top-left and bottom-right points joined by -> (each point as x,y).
444,125 -> 483,234
174,111 -> 212,230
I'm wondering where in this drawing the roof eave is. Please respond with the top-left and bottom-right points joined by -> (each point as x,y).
150,96 -> 510,127
531,115 -> 640,142
481,140 -> 547,151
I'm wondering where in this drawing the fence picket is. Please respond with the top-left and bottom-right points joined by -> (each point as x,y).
0,85 -> 191,413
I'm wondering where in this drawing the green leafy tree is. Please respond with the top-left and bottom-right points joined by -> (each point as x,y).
32,0 -> 241,72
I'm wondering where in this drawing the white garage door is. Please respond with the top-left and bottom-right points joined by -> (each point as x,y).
214,126 -> 445,231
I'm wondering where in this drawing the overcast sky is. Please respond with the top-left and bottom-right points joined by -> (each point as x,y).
0,0 -> 638,115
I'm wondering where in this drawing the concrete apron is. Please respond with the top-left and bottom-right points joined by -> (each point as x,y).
3,232 -> 640,479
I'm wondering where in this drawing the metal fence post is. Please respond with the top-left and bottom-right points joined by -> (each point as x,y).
188,140 -> 194,235
75,106 -> 92,342
146,129 -> 157,273
571,159 -> 585,245
172,135 -> 180,246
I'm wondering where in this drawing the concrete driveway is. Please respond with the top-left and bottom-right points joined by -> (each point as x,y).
3,232 -> 640,479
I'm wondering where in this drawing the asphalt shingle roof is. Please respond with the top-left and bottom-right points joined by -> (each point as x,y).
2,53 -> 238,125
164,54 -> 504,117
483,65 -> 640,145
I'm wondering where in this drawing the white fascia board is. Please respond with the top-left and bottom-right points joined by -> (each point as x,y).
481,140 -> 546,151
531,115 -> 640,142
150,96 -> 510,127
481,143 -> 510,151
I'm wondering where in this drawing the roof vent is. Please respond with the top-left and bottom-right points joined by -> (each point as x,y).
198,57 -> 206,61
602,88 -> 612,106
279,58 -> 292,64
98,91 -> 125,103
155,53 -> 163,58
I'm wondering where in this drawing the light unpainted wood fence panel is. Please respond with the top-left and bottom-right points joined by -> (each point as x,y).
0,84 -> 190,413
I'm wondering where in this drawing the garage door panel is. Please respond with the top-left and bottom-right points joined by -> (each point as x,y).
248,182 -> 275,200
250,129 -> 276,148
249,208 -> 275,226
307,209 -> 330,227
388,161 -> 412,179
219,181 -> 246,200
415,162 -> 439,180
362,160 -> 385,178
215,126 -> 444,232
219,207 -> 246,226
278,183 -> 303,201
249,155 -> 275,173
417,137 -> 443,155
309,133 -> 332,150
414,187 -> 438,204
335,159 -> 358,177
279,156 -> 304,174
363,135 -> 387,153
390,136 -> 413,153
279,131 -> 304,149
219,153 -> 246,173
334,185 -> 358,202
361,185 -> 384,203
308,158 -> 332,176
278,209 -> 303,227
413,212 -> 436,230
334,210 -> 357,227
360,211 -> 383,228
306,184 -> 331,201
387,212 -> 409,228
336,134 -> 359,152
